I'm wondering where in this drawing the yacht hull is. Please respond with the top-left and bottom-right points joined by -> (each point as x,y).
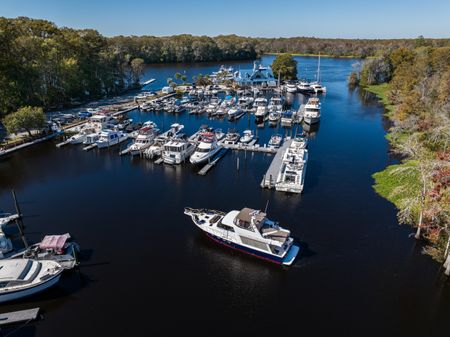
205,232 -> 299,265
0,272 -> 62,303
303,116 -> 320,124
189,146 -> 222,165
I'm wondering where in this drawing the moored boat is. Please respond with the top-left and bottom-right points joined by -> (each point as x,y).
96,130 -> 128,148
189,133 -> 222,165
268,134 -> 283,148
303,97 -> 321,124
18,233 -> 80,270
162,136 -> 196,165
0,259 -> 63,303
184,207 -> 300,265
239,130 -> 254,144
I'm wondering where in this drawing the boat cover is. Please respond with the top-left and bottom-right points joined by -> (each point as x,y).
39,233 -> 70,252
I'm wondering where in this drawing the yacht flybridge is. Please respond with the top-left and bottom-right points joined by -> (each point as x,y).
184,207 -> 300,265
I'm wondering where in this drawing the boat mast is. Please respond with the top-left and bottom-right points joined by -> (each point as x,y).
317,52 -> 321,83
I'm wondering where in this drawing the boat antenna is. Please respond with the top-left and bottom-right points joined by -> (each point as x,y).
264,199 -> 270,213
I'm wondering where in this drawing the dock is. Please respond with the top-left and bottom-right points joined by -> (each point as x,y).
260,139 -> 293,188
0,308 -> 40,326
0,132 -> 63,158
119,148 -> 131,156
197,148 -> 229,176
221,141 -> 277,154
83,143 -> 97,151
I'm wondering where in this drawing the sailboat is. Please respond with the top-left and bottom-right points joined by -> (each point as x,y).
310,53 -> 327,94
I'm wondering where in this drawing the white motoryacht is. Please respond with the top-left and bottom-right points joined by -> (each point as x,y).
268,111 -> 281,125
224,129 -> 240,144
227,107 -> 244,121
214,128 -> 225,141
239,130 -> 254,144
281,110 -> 294,127
303,97 -> 321,124
268,134 -> 283,148
162,137 -> 196,165
0,259 -> 63,303
268,96 -> 283,112
189,133 -> 222,165
275,138 -> 309,193
297,81 -> 315,94
96,130 -> 128,148
184,207 -> 300,265
68,125 -> 100,145
285,83 -> 298,93
238,96 -> 254,109
127,125 -> 159,156
254,97 -> 268,121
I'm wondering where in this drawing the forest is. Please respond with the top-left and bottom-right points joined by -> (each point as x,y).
353,46 -> 450,273
1,16 -> 450,116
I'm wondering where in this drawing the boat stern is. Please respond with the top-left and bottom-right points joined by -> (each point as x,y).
282,244 -> 300,266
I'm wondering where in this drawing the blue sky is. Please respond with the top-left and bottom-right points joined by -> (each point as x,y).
1,0 -> 449,38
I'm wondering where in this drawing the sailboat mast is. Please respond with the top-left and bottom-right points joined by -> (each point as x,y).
317,52 -> 321,82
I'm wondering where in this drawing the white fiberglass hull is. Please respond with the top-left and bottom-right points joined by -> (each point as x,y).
185,209 -> 299,265
189,146 -> 222,165
0,272 -> 61,303
96,135 -> 128,148
303,116 -> 320,124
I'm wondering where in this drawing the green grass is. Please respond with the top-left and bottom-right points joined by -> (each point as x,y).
372,161 -> 420,208
364,83 -> 395,113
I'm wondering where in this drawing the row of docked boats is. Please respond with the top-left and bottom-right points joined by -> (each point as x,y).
285,80 -> 326,94
144,125 -> 258,165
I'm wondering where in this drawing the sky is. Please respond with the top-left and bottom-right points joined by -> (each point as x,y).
1,0 -> 449,39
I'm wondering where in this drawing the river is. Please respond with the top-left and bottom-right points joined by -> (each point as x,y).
0,55 -> 449,337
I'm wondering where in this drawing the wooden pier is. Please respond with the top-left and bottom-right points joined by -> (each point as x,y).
260,139 -> 292,188
0,308 -> 40,326
197,148 -> 230,176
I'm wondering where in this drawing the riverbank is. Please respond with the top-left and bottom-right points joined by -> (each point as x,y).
364,83 -> 394,113
361,46 -> 450,272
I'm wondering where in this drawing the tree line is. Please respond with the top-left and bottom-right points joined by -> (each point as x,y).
1,16 -> 449,118
354,46 -> 450,273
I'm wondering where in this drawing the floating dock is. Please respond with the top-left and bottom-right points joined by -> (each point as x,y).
0,308 -> 40,326
82,143 -> 97,151
260,139 -> 293,188
221,141 -> 277,154
197,148 -> 230,176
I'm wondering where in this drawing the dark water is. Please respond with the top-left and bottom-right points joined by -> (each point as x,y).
1,56 -> 449,337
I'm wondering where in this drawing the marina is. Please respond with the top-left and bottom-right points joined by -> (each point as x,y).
1,54 -> 448,337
